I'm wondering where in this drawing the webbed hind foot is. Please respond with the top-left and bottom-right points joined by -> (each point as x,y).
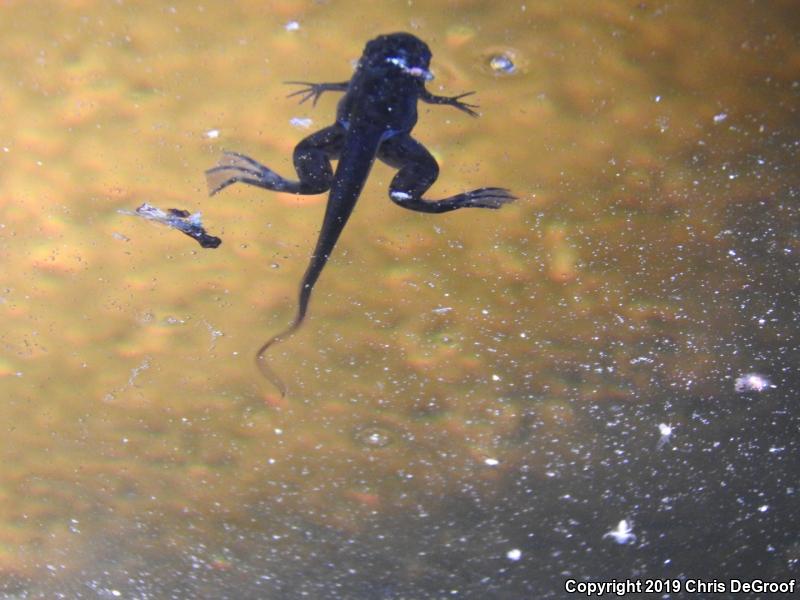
205,151 -> 285,196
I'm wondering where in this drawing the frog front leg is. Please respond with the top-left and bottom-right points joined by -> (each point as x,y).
377,134 -> 516,213
205,124 -> 345,196
419,88 -> 479,117
285,81 -> 349,106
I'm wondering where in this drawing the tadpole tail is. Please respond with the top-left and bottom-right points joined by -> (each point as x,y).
254,269 -> 319,396
255,126 -> 383,397
255,315 -> 304,397
254,269 -> 315,397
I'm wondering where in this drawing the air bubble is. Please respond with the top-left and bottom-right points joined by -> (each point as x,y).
488,53 -> 516,74
479,47 -> 526,77
353,425 -> 394,449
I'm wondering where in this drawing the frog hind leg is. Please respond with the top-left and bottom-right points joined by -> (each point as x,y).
205,124 -> 346,197
378,133 -> 516,213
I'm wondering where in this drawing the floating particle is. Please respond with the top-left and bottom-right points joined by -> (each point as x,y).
353,425 -> 394,449
127,357 -> 151,387
285,21 -> 300,32
656,423 -> 673,450
289,117 -> 313,129
734,372 -> 773,393
603,519 -> 636,544
506,548 -> 522,561
120,203 -> 221,248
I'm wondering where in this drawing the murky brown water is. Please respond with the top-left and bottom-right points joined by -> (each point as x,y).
1,1 -> 798,597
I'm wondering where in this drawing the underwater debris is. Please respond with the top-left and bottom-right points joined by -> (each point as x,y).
120,203 -> 221,248
734,372 -> 774,393
656,423 -> 673,450
603,519 -> 637,545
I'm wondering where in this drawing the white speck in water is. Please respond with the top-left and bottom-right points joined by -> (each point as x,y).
432,306 -> 453,315
290,117 -> 313,129
713,112 -> 728,123
630,356 -> 654,365
603,519 -> 636,544
285,21 -> 300,31
128,358 -> 151,387
163,315 -> 186,326
491,374 -> 501,382
204,128 -> 220,139
203,321 -> 224,347
506,548 -> 522,561
657,423 -> 673,450
734,372 -> 774,393
484,458 -> 499,466
758,505 -> 769,513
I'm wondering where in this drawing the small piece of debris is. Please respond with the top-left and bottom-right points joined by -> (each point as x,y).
734,372 -> 774,393
603,519 -> 636,544
289,117 -> 313,129
656,423 -> 673,450
506,548 -> 522,561
120,203 -> 221,248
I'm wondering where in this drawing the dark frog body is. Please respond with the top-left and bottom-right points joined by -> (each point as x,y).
206,32 -> 515,395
